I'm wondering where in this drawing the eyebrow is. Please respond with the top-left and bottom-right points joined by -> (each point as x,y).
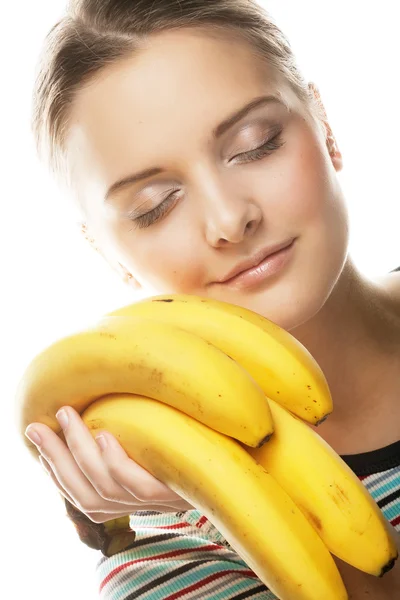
105,94 -> 283,201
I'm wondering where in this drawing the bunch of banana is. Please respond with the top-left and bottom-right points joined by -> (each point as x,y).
15,294 -> 398,600
107,294 -> 398,576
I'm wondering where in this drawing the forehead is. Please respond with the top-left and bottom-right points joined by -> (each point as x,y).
66,28 -> 300,195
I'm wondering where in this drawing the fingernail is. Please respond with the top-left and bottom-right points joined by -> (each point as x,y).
25,426 -> 42,446
96,435 -> 107,451
56,409 -> 69,430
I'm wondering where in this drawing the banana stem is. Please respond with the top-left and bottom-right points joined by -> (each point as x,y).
63,497 -> 136,556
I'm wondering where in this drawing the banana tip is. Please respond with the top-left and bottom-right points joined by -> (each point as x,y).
314,412 -> 332,426
255,432 -> 273,448
379,553 -> 398,577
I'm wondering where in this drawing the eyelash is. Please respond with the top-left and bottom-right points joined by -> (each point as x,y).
131,192 -> 180,229
133,132 -> 284,229
234,131 -> 284,162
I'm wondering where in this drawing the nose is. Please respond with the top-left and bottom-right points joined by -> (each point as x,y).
204,190 -> 263,247
206,199 -> 262,248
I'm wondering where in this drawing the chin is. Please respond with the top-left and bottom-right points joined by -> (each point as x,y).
215,254 -> 347,333
228,290 -> 322,332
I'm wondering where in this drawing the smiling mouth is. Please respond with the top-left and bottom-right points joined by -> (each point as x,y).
215,238 -> 296,286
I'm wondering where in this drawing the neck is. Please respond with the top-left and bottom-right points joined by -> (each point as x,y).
290,258 -> 400,425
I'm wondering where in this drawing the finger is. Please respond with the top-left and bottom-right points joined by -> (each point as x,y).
86,504 -> 189,521
41,453 -> 187,519
55,406 -> 137,505
60,405 -> 180,505
39,454 -> 138,522
39,439 -> 192,513
96,430 -> 186,504
27,420 -> 134,513
131,503 -> 191,512
39,454 -> 76,505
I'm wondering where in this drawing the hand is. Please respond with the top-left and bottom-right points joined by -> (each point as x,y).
335,528 -> 400,599
25,405 -> 193,524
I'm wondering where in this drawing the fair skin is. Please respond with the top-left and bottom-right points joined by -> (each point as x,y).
25,28 -> 400,597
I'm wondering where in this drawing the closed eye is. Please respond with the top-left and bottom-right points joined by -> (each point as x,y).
232,131 -> 284,163
129,190 -> 181,230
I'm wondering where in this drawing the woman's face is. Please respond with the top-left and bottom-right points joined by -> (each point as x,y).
67,27 -> 349,330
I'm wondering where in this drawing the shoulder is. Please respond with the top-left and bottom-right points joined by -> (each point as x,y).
384,268 -> 400,302
373,267 -> 400,306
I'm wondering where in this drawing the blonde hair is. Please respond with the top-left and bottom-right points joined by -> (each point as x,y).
32,0 -> 316,189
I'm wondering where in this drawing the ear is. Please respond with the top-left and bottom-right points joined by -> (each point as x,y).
115,261 -> 143,291
80,222 -> 102,255
308,82 -> 343,172
79,222 -> 142,290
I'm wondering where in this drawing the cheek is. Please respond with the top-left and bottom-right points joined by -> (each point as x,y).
264,123 -> 349,265
274,130 -> 335,227
286,131 -> 349,252
115,218 -> 208,294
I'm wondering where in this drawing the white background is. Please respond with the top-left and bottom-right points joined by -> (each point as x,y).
1,1 -> 399,598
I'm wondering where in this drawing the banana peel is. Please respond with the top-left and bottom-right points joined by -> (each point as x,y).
64,497 -> 136,557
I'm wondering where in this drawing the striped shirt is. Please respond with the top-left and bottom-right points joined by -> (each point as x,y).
95,440 -> 400,599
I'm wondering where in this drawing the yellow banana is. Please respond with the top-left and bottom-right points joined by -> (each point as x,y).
246,398 -> 398,576
16,315 -> 273,459
81,393 -> 348,600
108,294 -> 332,425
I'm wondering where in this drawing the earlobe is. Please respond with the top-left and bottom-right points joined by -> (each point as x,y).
326,126 -> 343,172
117,262 -> 142,290
328,136 -> 343,172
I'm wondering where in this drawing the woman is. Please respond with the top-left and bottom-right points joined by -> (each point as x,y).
25,0 -> 399,598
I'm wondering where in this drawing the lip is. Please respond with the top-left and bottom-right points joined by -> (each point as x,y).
215,237 -> 296,289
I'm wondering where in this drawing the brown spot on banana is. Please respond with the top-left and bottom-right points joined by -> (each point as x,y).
85,418 -> 106,432
297,504 -> 323,533
329,482 -> 350,508
150,369 -> 164,384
